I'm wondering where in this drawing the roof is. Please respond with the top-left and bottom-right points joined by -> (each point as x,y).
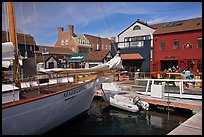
117,17 -> 202,37
67,53 -> 88,62
85,50 -> 110,62
2,31 -> 36,45
84,34 -> 113,46
36,55 -> 57,63
120,53 -> 144,60
150,17 -> 202,35
36,45 -> 73,55
118,19 -> 155,37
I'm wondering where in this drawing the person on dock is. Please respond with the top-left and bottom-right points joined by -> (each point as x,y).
181,71 -> 187,90
176,65 -> 181,72
183,69 -> 191,79
172,66 -> 176,72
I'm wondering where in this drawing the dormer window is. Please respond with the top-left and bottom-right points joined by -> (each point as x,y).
133,25 -> 141,30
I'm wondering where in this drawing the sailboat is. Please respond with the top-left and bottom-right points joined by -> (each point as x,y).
2,2 -> 123,135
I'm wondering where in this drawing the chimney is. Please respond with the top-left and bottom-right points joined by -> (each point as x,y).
58,27 -> 63,35
68,25 -> 74,37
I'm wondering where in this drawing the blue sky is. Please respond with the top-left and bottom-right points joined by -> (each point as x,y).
2,2 -> 202,46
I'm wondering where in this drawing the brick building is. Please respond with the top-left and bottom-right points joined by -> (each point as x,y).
54,25 -> 90,53
54,25 -> 115,53
54,24 -> 115,68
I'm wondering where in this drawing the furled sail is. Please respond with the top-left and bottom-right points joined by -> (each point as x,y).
91,54 -> 123,69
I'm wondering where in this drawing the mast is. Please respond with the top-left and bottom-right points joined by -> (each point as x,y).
8,2 -> 21,89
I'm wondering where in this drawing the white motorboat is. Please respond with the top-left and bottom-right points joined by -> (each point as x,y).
102,91 -> 149,113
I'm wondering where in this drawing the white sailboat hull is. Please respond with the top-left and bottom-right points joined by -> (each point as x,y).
2,79 -> 97,135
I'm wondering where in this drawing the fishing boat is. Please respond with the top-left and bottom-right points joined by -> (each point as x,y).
102,90 -> 149,113
2,2 -> 123,135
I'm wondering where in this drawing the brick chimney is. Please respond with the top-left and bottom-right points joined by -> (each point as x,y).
68,25 -> 74,38
58,27 -> 63,36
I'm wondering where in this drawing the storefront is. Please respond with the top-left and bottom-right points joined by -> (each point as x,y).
67,53 -> 88,68
120,53 -> 144,72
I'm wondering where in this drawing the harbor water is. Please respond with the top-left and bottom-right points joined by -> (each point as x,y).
44,97 -> 193,135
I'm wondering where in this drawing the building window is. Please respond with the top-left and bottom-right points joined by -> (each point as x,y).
188,60 -> 195,70
184,43 -> 192,49
160,41 -> 165,50
128,36 -> 145,47
65,39 -> 68,45
163,21 -> 183,28
131,41 -> 144,47
96,44 -> 99,50
124,38 -> 128,42
61,40 -> 64,45
133,25 -> 141,30
173,39 -> 179,49
198,37 -> 202,48
197,60 -> 202,72
30,46 -> 32,51
145,35 -> 151,40
78,38 -> 80,44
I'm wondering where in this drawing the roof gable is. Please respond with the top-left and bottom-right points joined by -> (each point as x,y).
118,20 -> 155,37
36,55 -> 57,63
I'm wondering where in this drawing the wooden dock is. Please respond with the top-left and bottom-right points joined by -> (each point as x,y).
97,79 -> 202,135
95,89 -> 202,111
168,110 -> 202,135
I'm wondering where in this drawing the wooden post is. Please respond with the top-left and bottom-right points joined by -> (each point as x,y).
8,2 -> 21,88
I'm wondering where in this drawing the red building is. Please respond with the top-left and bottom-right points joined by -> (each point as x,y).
150,17 -> 202,73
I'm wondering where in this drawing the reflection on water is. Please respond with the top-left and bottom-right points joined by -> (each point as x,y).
44,97 -> 192,135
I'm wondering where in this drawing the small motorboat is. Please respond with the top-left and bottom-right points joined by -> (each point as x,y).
102,91 -> 149,112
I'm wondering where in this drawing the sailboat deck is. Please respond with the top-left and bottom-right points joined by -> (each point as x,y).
20,83 -> 76,99
2,82 -> 81,108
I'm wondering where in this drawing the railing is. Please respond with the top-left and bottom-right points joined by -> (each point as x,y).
134,78 -> 202,99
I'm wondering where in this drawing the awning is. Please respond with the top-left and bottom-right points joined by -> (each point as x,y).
120,53 -> 144,60
67,53 -> 88,62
